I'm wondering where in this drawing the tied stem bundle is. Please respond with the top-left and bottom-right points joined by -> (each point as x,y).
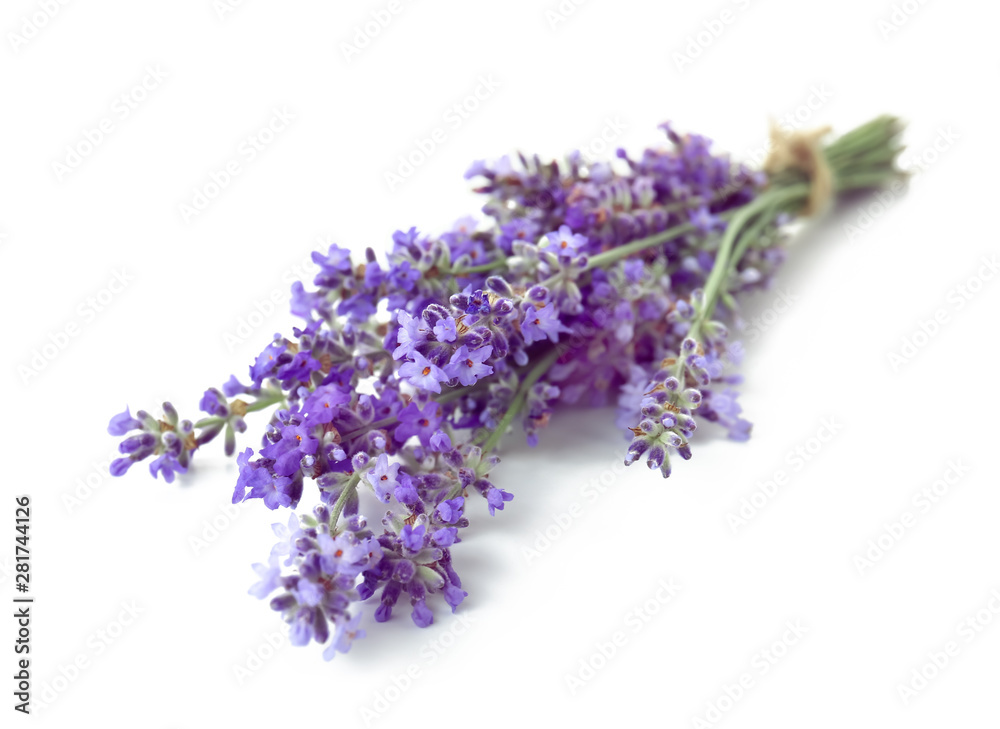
764,123 -> 833,215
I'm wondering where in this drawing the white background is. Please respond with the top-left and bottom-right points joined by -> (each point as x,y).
2,0 -> 999,727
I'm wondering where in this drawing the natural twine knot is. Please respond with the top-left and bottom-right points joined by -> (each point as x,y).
763,123 -> 833,216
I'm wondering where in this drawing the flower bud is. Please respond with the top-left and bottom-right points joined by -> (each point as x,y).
486,276 -> 514,297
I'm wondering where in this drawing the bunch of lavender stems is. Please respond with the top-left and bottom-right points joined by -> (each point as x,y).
106,115 -> 905,658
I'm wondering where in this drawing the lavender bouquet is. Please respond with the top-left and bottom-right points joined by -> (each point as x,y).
107,116 -> 905,658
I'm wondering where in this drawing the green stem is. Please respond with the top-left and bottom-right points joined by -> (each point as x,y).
438,385 -> 480,404
450,260 -> 507,276
339,416 -> 397,442
479,346 -> 561,454
330,471 -> 362,531
726,201 -> 781,281
193,391 -> 287,429
444,480 -> 465,500
695,185 -> 806,335
245,391 -> 286,413
585,220 -> 693,271
672,116 -> 903,366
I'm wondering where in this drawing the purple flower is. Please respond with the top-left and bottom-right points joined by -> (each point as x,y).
118,433 -> 155,455
498,218 -> 539,252
543,225 -> 587,255
689,205 -> 723,234
461,289 -> 491,316
392,311 -> 430,361
234,447 -> 267,503
374,582 -> 401,623
411,599 -> 433,628
312,243 -> 353,286
249,553 -> 282,599
276,351 -> 321,387
436,497 -> 465,524
364,261 -> 385,289
433,316 -> 457,343
464,159 -> 489,179
260,423 -> 319,477
387,260 -> 420,291
443,583 -> 467,612
149,453 -> 186,483
521,303 -> 567,344
398,351 -> 448,393
108,407 -> 142,436
429,429 -> 452,452
289,607 -> 317,647
290,281 -> 327,321
623,258 -> 645,283
323,613 -> 366,659
110,457 -> 134,477
316,532 -> 379,577
451,215 -> 477,236
365,454 -> 401,503
394,472 -> 420,505
199,389 -> 228,417
444,345 -> 494,386
270,513 -> 306,567
302,384 -> 351,426
486,487 -> 514,516
294,579 -> 324,608
394,402 -> 443,447
431,527 -> 458,547
222,375 -> 249,397
400,524 -> 426,552
250,339 -> 287,386
727,418 -> 752,441
337,293 -> 377,321
249,472 -> 296,510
